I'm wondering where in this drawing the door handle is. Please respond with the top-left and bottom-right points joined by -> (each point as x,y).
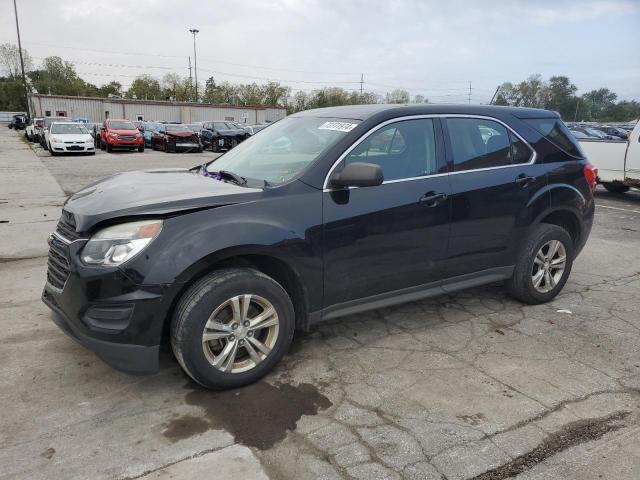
420,191 -> 447,207
515,174 -> 535,188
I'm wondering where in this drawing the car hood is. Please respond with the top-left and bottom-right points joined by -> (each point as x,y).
217,128 -> 246,135
110,129 -> 140,135
165,131 -> 196,138
50,134 -> 92,142
63,169 -> 261,232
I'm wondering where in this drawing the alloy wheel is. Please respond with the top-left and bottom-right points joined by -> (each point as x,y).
202,294 -> 279,373
531,240 -> 566,293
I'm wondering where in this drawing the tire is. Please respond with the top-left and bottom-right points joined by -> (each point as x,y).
106,143 -> 113,153
506,223 -> 574,305
171,268 -> 295,390
48,142 -> 58,157
602,182 -> 629,194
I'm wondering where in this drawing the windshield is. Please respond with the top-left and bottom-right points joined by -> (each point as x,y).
206,116 -> 360,185
109,121 -> 136,130
44,117 -> 69,128
213,122 -> 231,130
51,123 -> 88,134
166,124 -> 192,133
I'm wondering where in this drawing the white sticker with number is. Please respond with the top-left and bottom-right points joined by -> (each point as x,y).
318,121 -> 358,132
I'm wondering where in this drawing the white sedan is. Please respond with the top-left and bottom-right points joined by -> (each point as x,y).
47,122 -> 96,156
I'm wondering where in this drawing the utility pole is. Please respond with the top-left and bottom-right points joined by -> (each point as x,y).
13,0 -> 30,118
468,80 -> 472,104
360,73 -> 363,100
188,56 -> 193,101
189,29 -> 199,102
490,85 -> 500,105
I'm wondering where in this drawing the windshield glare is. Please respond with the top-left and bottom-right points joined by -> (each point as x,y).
51,123 -> 89,134
207,117 -> 360,185
166,125 -> 192,133
110,121 -> 136,130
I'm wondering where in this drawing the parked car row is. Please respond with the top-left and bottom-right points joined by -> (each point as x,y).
566,122 -> 633,140
20,114 -> 271,156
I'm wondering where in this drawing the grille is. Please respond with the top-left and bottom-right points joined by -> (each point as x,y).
118,135 -> 135,141
56,211 -> 81,241
47,236 -> 70,290
67,145 -> 83,151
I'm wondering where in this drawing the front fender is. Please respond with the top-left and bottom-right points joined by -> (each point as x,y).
121,183 -> 324,310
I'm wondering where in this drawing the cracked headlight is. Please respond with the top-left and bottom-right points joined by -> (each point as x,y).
82,219 -> 162,266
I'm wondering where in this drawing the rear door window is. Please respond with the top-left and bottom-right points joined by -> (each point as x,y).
446,118 -> 533,172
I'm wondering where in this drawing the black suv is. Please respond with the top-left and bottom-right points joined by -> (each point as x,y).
43,105 -> 596,389
200,121 -> 248,152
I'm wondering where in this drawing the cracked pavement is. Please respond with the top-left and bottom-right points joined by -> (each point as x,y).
1,127 -> 640,479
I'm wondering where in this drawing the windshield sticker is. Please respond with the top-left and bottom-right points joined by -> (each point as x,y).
318,121 -> 358,133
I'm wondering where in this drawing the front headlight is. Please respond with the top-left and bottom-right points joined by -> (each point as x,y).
82,219 -> 163,266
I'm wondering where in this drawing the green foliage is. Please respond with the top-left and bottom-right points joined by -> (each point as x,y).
0,77 -> 26,110
495,74 -> 638,122
126,75 -> 162,100
385,89 -> 410,104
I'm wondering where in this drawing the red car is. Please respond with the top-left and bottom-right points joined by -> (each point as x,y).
151,124 -> 203,153
99,119 -> 144,152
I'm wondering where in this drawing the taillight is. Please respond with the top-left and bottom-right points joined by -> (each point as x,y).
583,163 -> 598,192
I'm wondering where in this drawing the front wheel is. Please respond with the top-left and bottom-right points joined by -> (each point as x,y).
106,143 -> 113,153
506,224 -> 574,304
171,268 -> 295,390
602,182 -> 629,194
138,145 -> 144,152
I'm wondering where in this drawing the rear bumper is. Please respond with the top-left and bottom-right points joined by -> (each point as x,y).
43,290 -> 159,374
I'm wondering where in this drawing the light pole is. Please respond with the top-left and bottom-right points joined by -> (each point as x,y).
189,28 -> 199,102
13,0 -> 30,118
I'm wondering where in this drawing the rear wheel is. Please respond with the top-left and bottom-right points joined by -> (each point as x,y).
506,223 -> 574,304
171,268 -> 295,389
602,182 -> 629,194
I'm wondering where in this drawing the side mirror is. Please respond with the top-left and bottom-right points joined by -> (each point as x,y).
330,162 -> 383,188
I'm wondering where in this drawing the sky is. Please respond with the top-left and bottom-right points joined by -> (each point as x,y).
1,0 -> 639,103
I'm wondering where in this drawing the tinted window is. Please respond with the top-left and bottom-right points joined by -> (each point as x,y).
523,118 -> 584,158
109,121 -> 136,130
446,118 -> 532,171
345,119 -> 438,181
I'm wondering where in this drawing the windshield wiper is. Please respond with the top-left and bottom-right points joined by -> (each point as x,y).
209,170 -> 247,186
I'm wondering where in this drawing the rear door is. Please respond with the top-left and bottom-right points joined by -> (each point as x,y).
322,117 -> 451,308
442,116 -> 546,279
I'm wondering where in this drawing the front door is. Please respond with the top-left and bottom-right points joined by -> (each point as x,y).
322,117 -> 451,309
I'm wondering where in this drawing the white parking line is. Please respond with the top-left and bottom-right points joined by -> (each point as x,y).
597,204 -> 640,214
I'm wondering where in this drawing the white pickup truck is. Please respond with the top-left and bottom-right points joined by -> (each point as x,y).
577,122 -> 640,193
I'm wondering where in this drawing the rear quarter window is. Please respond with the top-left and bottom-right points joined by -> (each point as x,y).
524,118 -> 584,158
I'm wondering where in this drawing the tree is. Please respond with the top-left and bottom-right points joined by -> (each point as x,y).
385,89 -> 410,104
126,75 -> 162,100
202,77 -> 238,104
0,43 -> 32,79
237,82 -> 264,105
96,81 -> 123,98
262,81 -> 289,106
542,75 -> 578,118
412,94 -> 426,104
582,88 -> 617,120
0,77 -> 26,110
28,56 -> 88,96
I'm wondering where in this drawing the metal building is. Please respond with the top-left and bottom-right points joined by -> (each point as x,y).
28,94 -> 287,124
